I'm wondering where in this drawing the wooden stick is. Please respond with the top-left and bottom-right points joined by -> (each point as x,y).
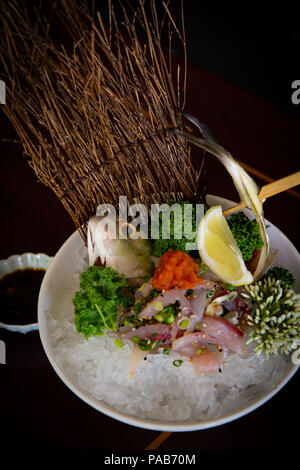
236,160 -> 300,200
145,432 -> 172,451
223,171 -> 300,216
223,202 -> 245,216
259,171 -> 300,200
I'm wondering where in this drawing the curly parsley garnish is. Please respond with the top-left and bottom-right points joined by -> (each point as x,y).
72,266 -> 133,339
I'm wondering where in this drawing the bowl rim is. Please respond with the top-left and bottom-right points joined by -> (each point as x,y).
0,251 -> 53,265
0,252 -> 53,332
38,196 -> 300,431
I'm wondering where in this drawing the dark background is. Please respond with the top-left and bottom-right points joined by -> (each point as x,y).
90,0 -> 300,116
0,0 -> 299,452
183,3 -> 300,117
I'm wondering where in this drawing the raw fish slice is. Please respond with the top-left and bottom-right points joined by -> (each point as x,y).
139,284 -> 214,320
129,345 -> 149,379
172,332 -> 226,374
191,349 -> 224,375
190,287 -> 208,319
199,314 -> 246,356
139,288 -> 192,320
171,288 -> 207,336
172,331 -> 215,357
121,323 -> 171,342
87,215 -> 153,278
134,278 -> 152,300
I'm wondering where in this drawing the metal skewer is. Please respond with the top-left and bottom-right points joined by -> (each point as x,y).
172,109 -> 300,215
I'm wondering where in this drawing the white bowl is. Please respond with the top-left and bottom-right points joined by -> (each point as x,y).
38,195 -> 300,431
0,253 -> 53,333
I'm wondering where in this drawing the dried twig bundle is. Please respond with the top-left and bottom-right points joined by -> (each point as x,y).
0,0 -> 202,240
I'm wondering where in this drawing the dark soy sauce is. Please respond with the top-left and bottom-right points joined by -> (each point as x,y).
0,269 -> 46,325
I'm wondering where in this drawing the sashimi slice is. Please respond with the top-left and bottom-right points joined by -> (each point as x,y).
170,287 -> 207,339
172,331 -> 216,357
191,350 -> 222,375
199,315 -> 246,356
139,288 -> 192,319
121,323 -> 171,342
129,345 -> 148,379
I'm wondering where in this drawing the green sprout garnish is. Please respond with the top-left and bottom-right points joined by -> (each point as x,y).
242,277 -> 300,357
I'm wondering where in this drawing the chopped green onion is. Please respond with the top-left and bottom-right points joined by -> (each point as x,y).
173,359 -> 184,367
207,289 -> 214,299
163,348 -> 170,355
199,264 -> 209,275
164,313 -> 175,324
197,347 -> 206,355
139,342 -> 152,351
225,283 -> 235,291
194,321 -> 200,330
185,289 -> 194,297
150,288 -> 161,299
138,282 -> 146,291
154,313 -> 164,322
133,299 -> 144,314
115,338 -> 124,348
132,335 -> 141,344
178,318 -> 190,329
153,300 -> 164,311
151,332 -> 158,338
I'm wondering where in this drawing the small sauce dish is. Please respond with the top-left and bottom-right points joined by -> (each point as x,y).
0,253 -> 53,333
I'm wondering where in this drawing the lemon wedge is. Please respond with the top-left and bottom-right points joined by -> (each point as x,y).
197,205 -> 253,286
